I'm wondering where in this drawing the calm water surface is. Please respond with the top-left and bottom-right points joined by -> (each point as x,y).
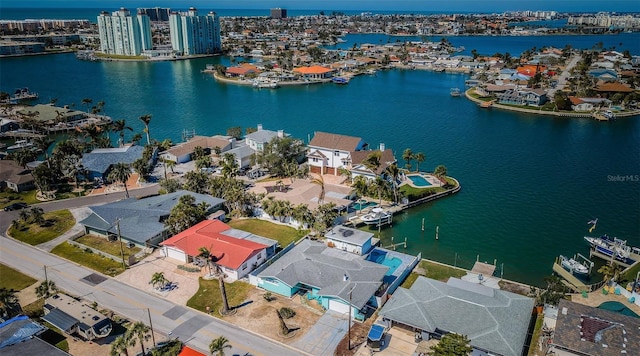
1,35 -> 639,286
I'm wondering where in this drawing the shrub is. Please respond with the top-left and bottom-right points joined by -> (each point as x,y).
84,247 -> 93,254
263,291 -> 275,302
279,307 -> 296,319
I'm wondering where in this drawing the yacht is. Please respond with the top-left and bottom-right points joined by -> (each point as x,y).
450,88 -> 461,97
6,139 -> 34,152
559,255 -> 589,276
361,208 -> 392,226
332,77 -> 350,85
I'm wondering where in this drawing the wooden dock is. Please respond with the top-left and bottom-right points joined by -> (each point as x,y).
552,261 -> 589,293
588,248 -> 640,269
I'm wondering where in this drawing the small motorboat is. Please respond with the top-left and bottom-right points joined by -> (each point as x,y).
560,255 -> 589,276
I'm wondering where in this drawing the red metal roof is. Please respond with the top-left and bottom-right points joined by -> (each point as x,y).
161,220 -> 267,270
178,346 -> 207,356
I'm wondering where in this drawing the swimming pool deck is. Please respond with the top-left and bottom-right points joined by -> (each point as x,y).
402,173 -> 443,189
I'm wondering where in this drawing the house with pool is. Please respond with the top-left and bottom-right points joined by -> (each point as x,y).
256,226 -> 419,319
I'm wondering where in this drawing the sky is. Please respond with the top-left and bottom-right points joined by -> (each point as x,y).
2,0 -> 639,12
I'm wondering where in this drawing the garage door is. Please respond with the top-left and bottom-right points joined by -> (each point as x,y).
165,247 -> 187,262
328,299 -> 350,314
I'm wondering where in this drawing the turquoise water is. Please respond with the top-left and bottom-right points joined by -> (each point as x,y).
367,250 -> 403,276
351,201 -> 378,210
408,175 -> 433,187
1,35 -> 638,286
598,301 -> 639,318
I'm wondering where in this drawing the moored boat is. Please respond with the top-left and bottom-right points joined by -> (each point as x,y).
6,139 -> 34,152
584,235 -> 637,264
450,88 -> 461,97
361,207 -> 392,226
332,77 -> 350,85
559,255 -> 589,276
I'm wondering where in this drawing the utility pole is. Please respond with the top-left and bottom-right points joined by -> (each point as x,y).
148,308 -> 156,347
348,288 -> 352,350
44,265 -> 48,283
116,219 -> 126,269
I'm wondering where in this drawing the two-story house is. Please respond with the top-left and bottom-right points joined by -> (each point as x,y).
307,131 -> 368,175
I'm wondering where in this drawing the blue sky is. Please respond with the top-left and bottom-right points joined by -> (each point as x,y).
2,0 -> 639,12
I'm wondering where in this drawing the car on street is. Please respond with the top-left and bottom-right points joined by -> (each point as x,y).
3,202 -> 28,211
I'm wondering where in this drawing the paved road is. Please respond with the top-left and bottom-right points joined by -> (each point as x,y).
0,185 -> 307,355
547,54 -> 581,98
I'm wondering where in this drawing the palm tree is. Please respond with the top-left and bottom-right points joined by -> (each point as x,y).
372,176 -> 389,205
126,321 -> 151,356
35,280 -> 57,299
385,163 -> 401,204
351,176 -> 368,200
197,247 -> 213,276
209,336 -> 232,356
414,152 -> 425,172
107,163 -> 131,198
362,151 -> 382,173
110,334 -> 134,356
81,97 -> 93,113
149,272 -> 167,289
434,165 -> 448,179
220,153 -> 239,178
138,114 -> 152,145
402,148 -> 414,171
310,173 -> 325,204
111,119 -> 133,147
598,263 -> 621,282
0,288 -> 20,318
337,167 -> 352,184
197,247 -> 230,314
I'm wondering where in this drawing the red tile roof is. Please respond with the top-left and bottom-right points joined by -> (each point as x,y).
293,65 -> 333,74
161,220 -> 267,270
595,82 -> 634,93
178,346 -> 207,356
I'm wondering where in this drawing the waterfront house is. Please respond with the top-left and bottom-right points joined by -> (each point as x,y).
160,219 -> 277,281
43,294 -> 112,341
569,96 -> 594,112
549,299 -> 640,355
81,144 -> 146,181
292,65 -> 334,80
498,88 -> 547,106
0,160 -> 35,192
79,190 -> 225,247
160,135 -> 233,163
16,104 -> 86,125
378,276 -> 534,356
588,68 -> 618,81
245,124 -> 288,152
307,131 -> 368,175
257,239 -> 389,319
594,81 -> 634,95
324,225 -> 374,256
225,63 -> 260,78
0,118 -> 19,132
349,143 -> 397,181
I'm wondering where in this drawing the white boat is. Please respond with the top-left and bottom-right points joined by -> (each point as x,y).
361,207 -> 392,226
252,79 -> 279,89
450,88 -> 461,97
584,235 -> 635,263
332,77 -> 350,85
560,255 -> 589,276
6,139 -> 34,152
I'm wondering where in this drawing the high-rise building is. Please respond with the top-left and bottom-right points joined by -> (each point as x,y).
169,8 -> 221,56
97,8 -> 152,56
137,7 -> 171,22
270,8 -> 287,19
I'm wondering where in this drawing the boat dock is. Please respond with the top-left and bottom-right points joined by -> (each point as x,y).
589,247 -> 640,269
552,259 -> 589,293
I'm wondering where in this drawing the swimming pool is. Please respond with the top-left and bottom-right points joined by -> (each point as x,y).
598,301 -> 639,318
368,250 -> 402,276
408,175 -> 432,187
351,200 -> 377,210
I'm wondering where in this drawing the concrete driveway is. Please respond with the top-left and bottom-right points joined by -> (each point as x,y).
291,310 -> 349,356
115,252 -> 203,305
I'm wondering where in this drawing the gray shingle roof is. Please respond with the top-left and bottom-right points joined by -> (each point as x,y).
245,129 -> 282,144
81,145 -> 145,175
324,226 -> 373,247
258,239 -> 388,309
379,276 -> 534,356
79,191 -> 225,244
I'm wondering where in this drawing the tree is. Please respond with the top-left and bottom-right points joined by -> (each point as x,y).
111,119 -> 133,147
138,114 -> 152,145
209,336 -> 232,356
362,151 -> 382,173
107,163 -> 131,198
164,194 -> 210,235
8,148 -> 38,168
35,280 -> 57,299
598,262 -> 621,283
81,97 -> 93,113
414,152 -> 425,172
149,272 -> 167,289
126,321 -> 151,356
159,178 -> 181,193
226,126 -> 242,140
351,176 -> 368,200
385,163 -> 401,204
429,333 -> 472,356
110,334 -> 135,356
0,288 -> 21,318
29,207 -> 45,226
220,153 -> 239,178
402,148 -> 414,171
133,158 -> 152,182
197,247 -> 214,276
434,165 -> 447,178
313,203 -> 338,233
310,174 -> 325,204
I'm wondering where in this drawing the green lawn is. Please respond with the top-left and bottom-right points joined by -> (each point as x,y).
0,263 -> 37,291
420,260 -> 466,281
187,278 -> 253,318
527,313 -> 545,356
75,234 -> 141,260
227,218 -> 306,247
8,210 -> 75,245
0,189 -> 39,208
400,272 -> 420,288
622,262 -> 640,284
51,242 -> 125,276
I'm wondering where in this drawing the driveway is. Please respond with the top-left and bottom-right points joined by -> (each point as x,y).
115,253 -> 203,305
291,310 -> 349,355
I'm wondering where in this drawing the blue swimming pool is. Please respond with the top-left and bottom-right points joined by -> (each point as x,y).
598,301 -> 639,318
408,175 -> 432,187
351,200 -> 377,210
368,250 -> 402,276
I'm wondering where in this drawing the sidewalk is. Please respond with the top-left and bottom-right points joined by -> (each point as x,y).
37,207 -> 92,252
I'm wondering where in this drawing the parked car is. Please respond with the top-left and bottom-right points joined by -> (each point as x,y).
4,202 -> 28,211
